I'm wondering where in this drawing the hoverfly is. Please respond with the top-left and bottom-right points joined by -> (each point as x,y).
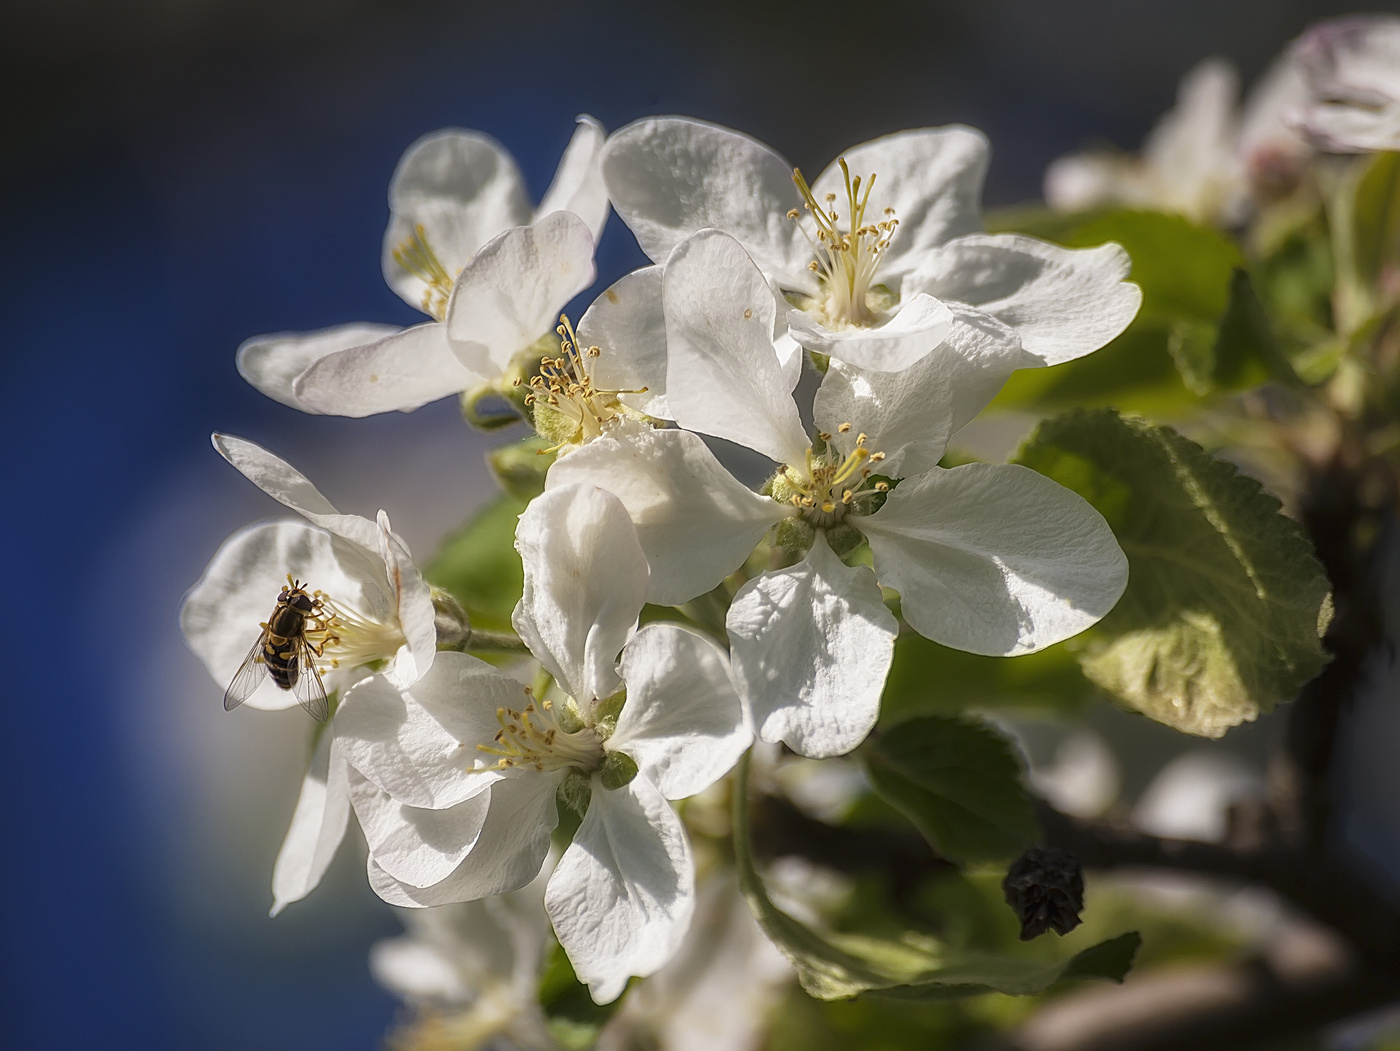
224,578 -> 336,722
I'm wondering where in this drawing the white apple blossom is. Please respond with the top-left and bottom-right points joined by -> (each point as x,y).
596,871 -> 792,1051
1293,14 -> 1400,153
180,434 -> 437,914
549,231 -> 1129,758
601,115 -> 1140,373
334,484 -> 752,1003
237,118 -> 608,417
1045,56 -> 1313,225
372,869 -> 557,1051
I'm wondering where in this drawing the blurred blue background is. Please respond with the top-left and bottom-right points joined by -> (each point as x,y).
0,1 -> 1387,1048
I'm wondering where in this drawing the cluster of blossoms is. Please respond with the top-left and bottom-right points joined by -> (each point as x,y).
180,13 -> 1400,1020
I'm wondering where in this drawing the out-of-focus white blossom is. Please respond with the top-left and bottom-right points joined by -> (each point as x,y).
372,870 -> 556,1051
237,119 -> 608,417
1294,14 -> 1400,153
1045,57 -> 1312,225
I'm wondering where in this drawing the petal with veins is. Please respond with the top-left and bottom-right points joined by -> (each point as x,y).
445,212 -> 598,377
536,115 -> 610,244
904,234 -> 1140,367
663,230 -> 810,466
336,655 -> 518,809
863,463 -> 1129,656
547,776 -> 694,1004
236,322 -> 400,412
369,775 -> 563,907
546,428 -> 789,607
727,533 -> 897,758
513,485 -> 649,703
293,322 -> 483,418
382,129 -> 532,309
786,292 -> 952,372
270,731 -> 351,916
612,623 -> 751,800
349,767 -> 492,888
601,116 -> 810,285
578,265 -> 671,419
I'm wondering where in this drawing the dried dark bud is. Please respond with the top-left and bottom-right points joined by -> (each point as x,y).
1002,846 -> 1084,940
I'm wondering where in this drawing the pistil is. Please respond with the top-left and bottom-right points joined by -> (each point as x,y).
774,423 -> 890,527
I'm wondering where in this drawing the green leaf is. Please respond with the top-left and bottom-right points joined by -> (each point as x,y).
862,716 -> 1036,864
1014,409 -> 1332,737
989,209 -> 1292,411
733,752 -> 1140,1001
1352,151 -> 1400,292
880,632 -> 1094,722
424,495 -> 526,633
537,939 -> 625,1048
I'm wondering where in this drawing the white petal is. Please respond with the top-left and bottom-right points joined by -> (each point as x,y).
811,126 -> 989,281
1141,58 -> 1242,214
180,520 -> 390,712
445,212 -> 597,377
236,323 -> 400,412
786,293 -> 952,372
545,428 -> 789,606
663,230 -> 810,466
383,129 -> 531,310
862,463 -> 1129,656
369,775 -> 562,906
612,624 -> 751,799
536,115 -> 610,244
292,322 -> 482,417
349,768 -> 491,887
601,117 -> 809,284
369,937 -> 468,1002
726,533 -> 897,758
377,510 -> 436,688
546,776 -> 694,1003
513,485 -> 647,703
210,434 -> 380,551
904,234 -> 1141,367
577,265 -> 670,419
336,654 -> 520,809
270,732 -> 350,915
811,303 -> 1023,476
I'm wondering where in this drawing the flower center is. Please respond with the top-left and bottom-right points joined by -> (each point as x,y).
772,423 -> 890,528
516,314 -> 648,451
787,160 -> 900,329
391,224 -> 457,321
478,693 -> 606,775
302,585 -> 408,673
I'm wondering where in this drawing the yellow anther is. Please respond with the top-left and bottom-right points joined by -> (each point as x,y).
837,422 -> 852,433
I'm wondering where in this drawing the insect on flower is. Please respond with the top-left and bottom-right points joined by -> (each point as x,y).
224,577 -> 336,722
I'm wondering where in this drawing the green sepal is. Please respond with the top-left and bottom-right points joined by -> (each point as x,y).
488,435 -> 558,502
557,770 -> 592,819
732,752 -> 1140,1002
598,751 -> 639,791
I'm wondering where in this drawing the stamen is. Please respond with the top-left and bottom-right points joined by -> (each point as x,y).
788,160 -> 899,328
476,700 -> 605,774
391,225 -> 456,321
528,314 -> 648,451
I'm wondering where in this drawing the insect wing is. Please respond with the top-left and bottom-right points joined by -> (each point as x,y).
290,639 -> 331,723
224,635 -> 270,711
